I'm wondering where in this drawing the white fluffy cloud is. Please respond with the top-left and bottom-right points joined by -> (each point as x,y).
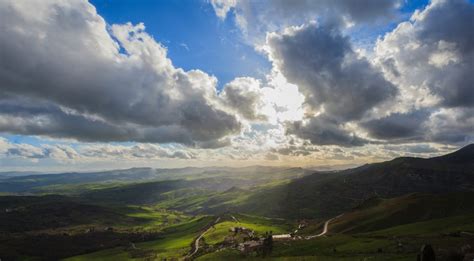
365,0 -> 474,144
375,0 -> 474,109
220,77 -> 268,121
0,0 -> 242,147
265,22 -> 397,146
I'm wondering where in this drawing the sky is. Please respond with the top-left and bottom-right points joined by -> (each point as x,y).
0,0 -> 473,172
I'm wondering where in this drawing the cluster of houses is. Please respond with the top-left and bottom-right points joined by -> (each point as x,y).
237,240 -> 263,254
222,226 -> 265,254
213,220 -> 310,255
223,225 -> 300,255
229,226 -> 254,237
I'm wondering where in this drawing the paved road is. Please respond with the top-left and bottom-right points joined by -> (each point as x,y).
188,217 -> 221,258
189,213 -> 343,259
305,214 -> 344,239
271,214 -> 343,240
230,215 -> 239,223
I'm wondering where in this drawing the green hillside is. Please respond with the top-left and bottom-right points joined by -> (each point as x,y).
1,145 -> 474,260
331,192 -> 474,233
228,144 -> 474,219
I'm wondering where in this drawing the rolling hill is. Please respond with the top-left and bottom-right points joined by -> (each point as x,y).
330,191 -> 474,234
48,144 -> 474,220
230,144 -> 474,219
1,145 -> 473,260
0,166 -> 310,194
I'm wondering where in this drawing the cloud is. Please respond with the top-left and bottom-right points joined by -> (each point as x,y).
1,0 -> 473,168
265,22 -> 396,146
426,108 -> 474,144
383,144 -> 441,155
287,116 -> 368,147
267,23 -> 397,121
6,146 -> 46,159
271,144 -> 318,157
80,144 -> 196,160
0,0 -> 241,146
211,0 -> 401,42
210,0 -> 237,19
362,107 -> 474,145
361,110 -> 430,141
264,153 -> 279,161
366,0 -> 474,146
220,77 -> 267,121
0,137 -> 196,163
375,0 -> 474,108
0,137 -> 79,161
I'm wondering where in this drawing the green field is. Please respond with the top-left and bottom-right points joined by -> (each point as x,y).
203,214 -> 291,245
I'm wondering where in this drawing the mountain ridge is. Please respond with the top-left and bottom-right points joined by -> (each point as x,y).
232,144 -> 474,219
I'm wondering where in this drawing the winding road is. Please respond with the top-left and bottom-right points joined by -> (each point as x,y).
187,217 -> 220,258
305,214 -> 344,239
187,213 -> 343,259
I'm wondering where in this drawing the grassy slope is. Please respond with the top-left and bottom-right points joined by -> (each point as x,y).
66,215 -> 214,260
0,194 -> 205,260
203,214 -> 291,245
198,214 -> 474,261
196,192 -> 474,260
225,145 -> 474,220
0,195 -> 141,232
331,192 -> 474,234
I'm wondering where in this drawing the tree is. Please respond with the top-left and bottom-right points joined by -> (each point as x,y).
262,231 -> 273,257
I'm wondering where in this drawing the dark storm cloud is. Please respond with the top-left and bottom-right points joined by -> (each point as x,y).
287,116 -> 368,147
361,110 -> 430,141
427,108 -> 474,144
361,107 -> 474,145
0,97 -> 240,146
0,97 -> 132,142
0,0 -> 241,146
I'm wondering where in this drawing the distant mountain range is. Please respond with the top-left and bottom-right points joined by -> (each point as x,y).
0,165 -> 311,193
0,171 -> 41,179
1,145 -> 473,220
